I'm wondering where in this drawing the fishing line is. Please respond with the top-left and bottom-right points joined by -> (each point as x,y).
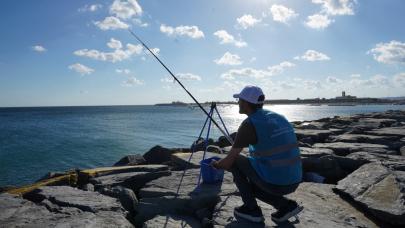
128,29 -> 234,144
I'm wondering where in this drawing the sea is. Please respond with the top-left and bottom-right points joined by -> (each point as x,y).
1,104 -> 404,187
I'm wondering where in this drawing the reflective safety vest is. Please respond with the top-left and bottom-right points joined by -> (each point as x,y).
247,109 -> 302,185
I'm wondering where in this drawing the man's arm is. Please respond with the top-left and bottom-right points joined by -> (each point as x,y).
212,147 -> 243,170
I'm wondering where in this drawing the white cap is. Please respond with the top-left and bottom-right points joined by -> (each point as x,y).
233,85 -> 265,104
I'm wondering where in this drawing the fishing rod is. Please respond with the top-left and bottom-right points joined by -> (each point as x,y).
128,29 -> 234,145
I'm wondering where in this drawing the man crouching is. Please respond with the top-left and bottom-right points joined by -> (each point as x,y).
212,85 -> 303,223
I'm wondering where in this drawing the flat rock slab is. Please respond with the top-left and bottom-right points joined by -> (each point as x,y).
0,193 -> 134,227
143,215 -> 201,228
139,168 -> 237,198
134,195 -> 219,225
327,134 -> 397,146
346,152 -> 405,171
26,186 -> 125,214
351,118 -> 397,128
171,151 -> 226,169
336,162 -> 405,226
300,147 -> 334,158
212,183 -> 378,227
366,126 -> 405,137
312,142 -> 390,156
295,129 -> 343,142
91,170 -> 171,191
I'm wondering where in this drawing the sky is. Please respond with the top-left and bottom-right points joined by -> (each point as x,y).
0,0 -> 404,107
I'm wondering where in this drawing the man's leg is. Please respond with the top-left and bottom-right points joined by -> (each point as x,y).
230,158 -> 258,209
232,155 -> 300,212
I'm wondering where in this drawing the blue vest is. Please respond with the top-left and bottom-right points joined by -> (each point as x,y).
247,109 -> 302,185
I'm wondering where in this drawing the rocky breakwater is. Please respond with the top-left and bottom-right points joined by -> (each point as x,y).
0,110 -> 404,227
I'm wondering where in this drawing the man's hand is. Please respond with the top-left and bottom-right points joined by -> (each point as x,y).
210,147 -> 243,171
210,158 -> 233,171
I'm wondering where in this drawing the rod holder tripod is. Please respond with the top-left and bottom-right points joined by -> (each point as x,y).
175,102 -> 231,196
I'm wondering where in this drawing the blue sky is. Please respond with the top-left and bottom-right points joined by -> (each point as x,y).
0,0 -> 404,107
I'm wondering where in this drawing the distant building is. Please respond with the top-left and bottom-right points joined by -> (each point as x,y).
335,91 -> 356,99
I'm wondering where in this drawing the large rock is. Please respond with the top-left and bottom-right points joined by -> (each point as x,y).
295,129 -> 343,142
171,151 -> 226,169
90,171 -> 171,192
346,152 -> 405,171
0,193 -> 134,227
327,134 -> 397,146
99,186 -> 138,215
312,142 -> 391,156
216,132 -> 237,148
366,126 -> 405,138
336,162 -> 405,226
24,186 -> 126,214
401,146 -> 405,156
139,168 -> 237,198
114,154 -> 146,166
212,183 -> 378,227
350,118 -> 397,129
191,137 -> 216,152
143,145 -> 176,164
143,215 -> 201,228
300,147 -> 334,158
134,195 -> 219,225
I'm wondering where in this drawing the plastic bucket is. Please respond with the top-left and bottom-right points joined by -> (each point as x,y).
200,156 -> 224,184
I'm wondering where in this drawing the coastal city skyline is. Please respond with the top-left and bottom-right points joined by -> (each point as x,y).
1,0 -> 405,107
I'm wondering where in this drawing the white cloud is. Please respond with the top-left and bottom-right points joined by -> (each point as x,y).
94,16 -> 129,30
368,40 -> 405,65
393,73 -> 405,87
268,61 -> 295,75
350,75 -> 390,88
107,38 -> 123,49
78,4 -> 102,12
304,80 -> 324,90
116,69 -> 131,74
296,50 -> 330,61
161,77 -> 175,83
122,76 -> 144,87
68,63 -> 94,75
279,82 -> 296,90
213,30 -> 247,48
305,14 -> 333,29
236,14 -> 261,29
32,45 -> 46,52
270,5 -> 298,24
312,0 -> 357,16
110,0 -> 142,19
133,18 -> 148,27
250,57 -> 257,62
326,76 -> 342,83
351,74 -> 361,78
221,61 -> 295,80
160,24 -> 204,39
221,68 -> 270,80
74,39 -> 143,63
214,52 -> 243,65
177,73 -> 202,81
